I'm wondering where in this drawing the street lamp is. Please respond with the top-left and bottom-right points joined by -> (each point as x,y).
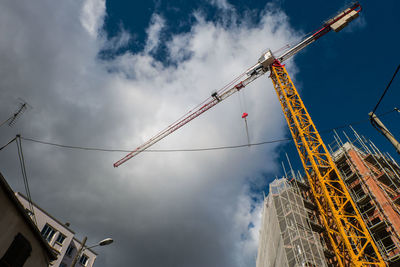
86,238 -> 113,249
69,237 -> 113,267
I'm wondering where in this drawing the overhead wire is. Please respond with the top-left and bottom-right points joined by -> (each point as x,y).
21,135 -> 291,152
15,135 -> 37,226
371,64 -> 400,115
369,65 -> 400,142
17,109 -> 397,153
0,135 -> 37,225
0,136 -> 17,151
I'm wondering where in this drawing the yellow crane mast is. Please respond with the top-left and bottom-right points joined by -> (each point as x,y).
270,61 -> 384,266
114,2 -> 385,266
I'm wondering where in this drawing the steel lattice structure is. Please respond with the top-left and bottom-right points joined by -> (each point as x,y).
270,60 -> 384,266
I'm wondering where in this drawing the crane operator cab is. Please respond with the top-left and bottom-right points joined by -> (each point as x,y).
258,50 -> 275,71
245,49 -> 275,77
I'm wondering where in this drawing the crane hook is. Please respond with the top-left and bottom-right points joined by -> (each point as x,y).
242,112 -> 250,147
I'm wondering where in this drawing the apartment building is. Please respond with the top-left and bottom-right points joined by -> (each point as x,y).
16,193 -> 97,267
0,173 -> 56,267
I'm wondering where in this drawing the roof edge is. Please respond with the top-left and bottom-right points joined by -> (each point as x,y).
0,172 -> 57,261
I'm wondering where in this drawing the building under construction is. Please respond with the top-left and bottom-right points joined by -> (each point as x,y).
256,129 -> 400,267
256,178 -> 328,267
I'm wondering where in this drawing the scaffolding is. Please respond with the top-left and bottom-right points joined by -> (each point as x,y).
256,178 -> 327,267
328,127 -> 400,265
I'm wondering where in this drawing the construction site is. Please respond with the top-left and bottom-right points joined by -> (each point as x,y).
256,128 -> 400,267
1,0 -> 400,266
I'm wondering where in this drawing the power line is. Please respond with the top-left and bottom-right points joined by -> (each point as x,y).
15,135 -> 37,226
371,64 -> 400,115
21,136 -> 292,152
0,136 -> 17,151
18,109 -> 397,153
21,137 -> 132,152
1,135 -> 38,225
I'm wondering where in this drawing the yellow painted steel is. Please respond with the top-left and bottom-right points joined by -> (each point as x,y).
270,62 -> 385,266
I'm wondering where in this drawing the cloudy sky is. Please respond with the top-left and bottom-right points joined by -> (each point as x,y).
0,0 -> 399,266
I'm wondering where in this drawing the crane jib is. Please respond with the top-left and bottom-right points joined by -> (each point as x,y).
113,2 -> 362,167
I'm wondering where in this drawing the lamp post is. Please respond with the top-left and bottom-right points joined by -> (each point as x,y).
69,237 -> 113,267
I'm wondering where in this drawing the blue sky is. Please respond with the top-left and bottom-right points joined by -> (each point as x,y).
104,0 -> 400,181
0,1 -> 399,267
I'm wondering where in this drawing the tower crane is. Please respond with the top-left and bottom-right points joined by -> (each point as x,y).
114,3 -> 385,266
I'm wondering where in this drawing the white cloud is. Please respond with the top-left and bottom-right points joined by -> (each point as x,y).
232,185 -> 264,266
209,0 -> 234,11
81,0 -> 106,37
102,27 -> 132,52
144,14 -> 165,53
0,0 -> 299,266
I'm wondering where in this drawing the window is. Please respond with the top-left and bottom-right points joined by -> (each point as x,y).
79,254 -> 89,266
0,233 -> 32,267
66,245 -> 74,257
41,224 -> 56,243
56,233 -> 66,244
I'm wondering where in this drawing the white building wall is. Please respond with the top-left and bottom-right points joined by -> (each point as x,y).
16,192 -> 97,267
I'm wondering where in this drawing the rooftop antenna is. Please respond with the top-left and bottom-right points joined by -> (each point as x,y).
0,99 -> 31,128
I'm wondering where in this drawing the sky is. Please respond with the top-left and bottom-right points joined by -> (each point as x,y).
0,0 -> 399,266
